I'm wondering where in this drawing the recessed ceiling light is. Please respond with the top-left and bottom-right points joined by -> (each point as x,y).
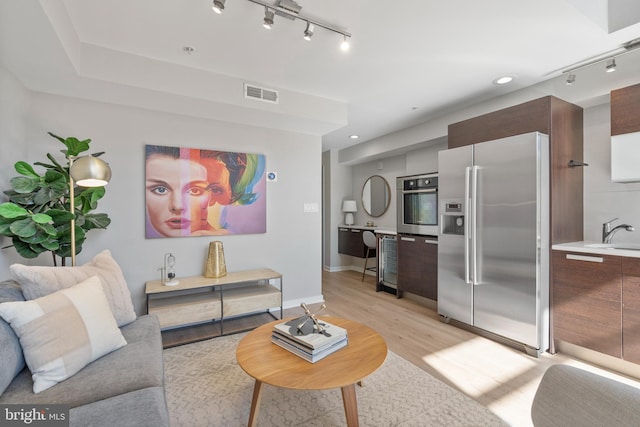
493,76 -> 514,85
349,135 -> 359,139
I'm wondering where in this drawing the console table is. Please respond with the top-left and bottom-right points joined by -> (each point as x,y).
145,268 -> 282,347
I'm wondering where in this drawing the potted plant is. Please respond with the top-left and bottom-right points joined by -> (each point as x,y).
0,132 -> 111,265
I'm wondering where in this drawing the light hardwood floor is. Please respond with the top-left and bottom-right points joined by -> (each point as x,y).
293,270 -> 640,427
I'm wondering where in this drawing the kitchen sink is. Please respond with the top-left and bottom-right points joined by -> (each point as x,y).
585,243 -> 640,251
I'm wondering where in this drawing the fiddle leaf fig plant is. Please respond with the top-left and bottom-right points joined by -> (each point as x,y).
0,132 -> 111,265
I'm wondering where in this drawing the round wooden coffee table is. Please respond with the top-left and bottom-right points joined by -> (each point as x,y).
236,316 -> 387,427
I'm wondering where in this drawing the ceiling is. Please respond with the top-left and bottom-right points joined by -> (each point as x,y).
1,0 -> 640,152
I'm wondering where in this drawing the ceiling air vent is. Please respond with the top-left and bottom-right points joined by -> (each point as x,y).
244,83 -> 279,104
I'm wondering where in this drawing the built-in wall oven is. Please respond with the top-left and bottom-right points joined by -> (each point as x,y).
396,172 -> 438,236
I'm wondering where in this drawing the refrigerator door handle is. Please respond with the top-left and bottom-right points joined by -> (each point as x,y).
464,166 -> 472,284
471,165 -> 479,285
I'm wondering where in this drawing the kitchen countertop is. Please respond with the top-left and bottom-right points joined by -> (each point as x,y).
553,241 -> 640,259
339,225 -> 397,235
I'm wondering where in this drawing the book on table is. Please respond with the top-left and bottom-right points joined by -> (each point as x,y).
271,333 -> 348,363
272,316 -> 348,350
271,316 -> 348,362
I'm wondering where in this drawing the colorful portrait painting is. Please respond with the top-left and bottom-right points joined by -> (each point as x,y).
145,144 -> 266,238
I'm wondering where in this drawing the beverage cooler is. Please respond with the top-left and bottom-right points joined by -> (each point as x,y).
378,234 -> 397,290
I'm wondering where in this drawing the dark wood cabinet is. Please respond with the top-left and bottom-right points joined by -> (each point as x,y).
397,236 -> 438,300
552,250 -> 622,358
611,83 -> 640,136
338,227 -> 375,258
622,257 -> 640,364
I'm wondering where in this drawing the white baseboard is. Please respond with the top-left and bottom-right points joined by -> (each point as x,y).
283,294 -> 325,311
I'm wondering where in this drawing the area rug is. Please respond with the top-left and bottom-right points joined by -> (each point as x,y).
163,333 -> 508,426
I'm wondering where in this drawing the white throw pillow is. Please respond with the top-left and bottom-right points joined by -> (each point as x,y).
10,250 -> 136,327
0,276 -> 127,393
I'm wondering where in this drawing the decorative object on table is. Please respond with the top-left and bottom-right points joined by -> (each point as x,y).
144,144 -> 266,238
159,252 -> 179,286
204,241 -> 227,278
0,132 -> 111,266
271,302 -> 348,363
342,200 -> 357,226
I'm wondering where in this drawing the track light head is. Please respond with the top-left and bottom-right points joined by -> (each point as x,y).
212,0 -> 225,14
303,22 -> 314,41
340,35 -> 350,52
606,58 -> 617,72
566,73 -> 576,85
263,8 -> 274,29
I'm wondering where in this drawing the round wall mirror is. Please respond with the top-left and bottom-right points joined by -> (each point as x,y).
362,175 -> 391,217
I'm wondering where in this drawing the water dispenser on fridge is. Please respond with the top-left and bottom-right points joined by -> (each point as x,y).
441,200 -> 464,236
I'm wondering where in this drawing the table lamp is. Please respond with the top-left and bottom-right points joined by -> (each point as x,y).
342,200 -> 357,226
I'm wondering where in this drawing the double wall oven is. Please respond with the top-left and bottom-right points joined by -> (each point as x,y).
396,172 -> 438,236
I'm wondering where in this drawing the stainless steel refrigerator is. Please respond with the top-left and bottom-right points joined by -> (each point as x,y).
437,132 -> 550,355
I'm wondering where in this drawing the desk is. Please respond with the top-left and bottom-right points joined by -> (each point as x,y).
236,316 -> 387,427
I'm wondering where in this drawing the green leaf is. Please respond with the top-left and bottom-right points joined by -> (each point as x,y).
13,239 -> 39,259
40,239 -> 60,251
83,213 -> 111,230
7,192 -> 35,206
33,186 -> 60,206
38,222 -> 58,236
43,153 -> 66,171
47,132 -> 66,144
63,137 -> 91,157
0,222 -> 13,236
14,161 -> 40,178
47,209 -> 74,224
31,213 -> 53,224
10,176 -> 39,194
44,170 -> 68,190
21,230 -> 49,244
0,203 -> 28,219
9,218 -> 37,237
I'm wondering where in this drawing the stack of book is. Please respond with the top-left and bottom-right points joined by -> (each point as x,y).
271,317 -> 348,363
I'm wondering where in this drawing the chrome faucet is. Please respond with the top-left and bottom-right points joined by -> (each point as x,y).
602,218 -> 635,243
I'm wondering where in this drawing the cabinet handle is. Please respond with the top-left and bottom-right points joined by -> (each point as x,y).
401,237 -> 416,242
566,254 -> 603,263
339,228 -> 348,231
351,229 -> 361,233
424,240 -> 438,245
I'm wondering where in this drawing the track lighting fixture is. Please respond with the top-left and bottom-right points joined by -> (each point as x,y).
303,22 -> 314,41
566,74 -> 576,85
212,0 -> 352,51
263,7 -> 274,29
606,58 -> 617,72
340,35 -> 350,51
212,0 -> 226,14
557,38 -> 640,85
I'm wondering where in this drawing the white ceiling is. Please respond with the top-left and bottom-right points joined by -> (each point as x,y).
1,0 -> 640,151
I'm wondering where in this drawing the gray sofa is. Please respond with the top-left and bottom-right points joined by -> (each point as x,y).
0,279 -> 169,427
531,364 -> 640,427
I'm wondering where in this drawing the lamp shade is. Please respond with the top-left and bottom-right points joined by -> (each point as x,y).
342,200 -> 357,212
70,156 -> 112,187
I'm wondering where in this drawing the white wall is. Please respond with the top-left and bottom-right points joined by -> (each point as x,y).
0,66 -> 31,273
0,73 -> 324,314
583,102 -> 640,243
